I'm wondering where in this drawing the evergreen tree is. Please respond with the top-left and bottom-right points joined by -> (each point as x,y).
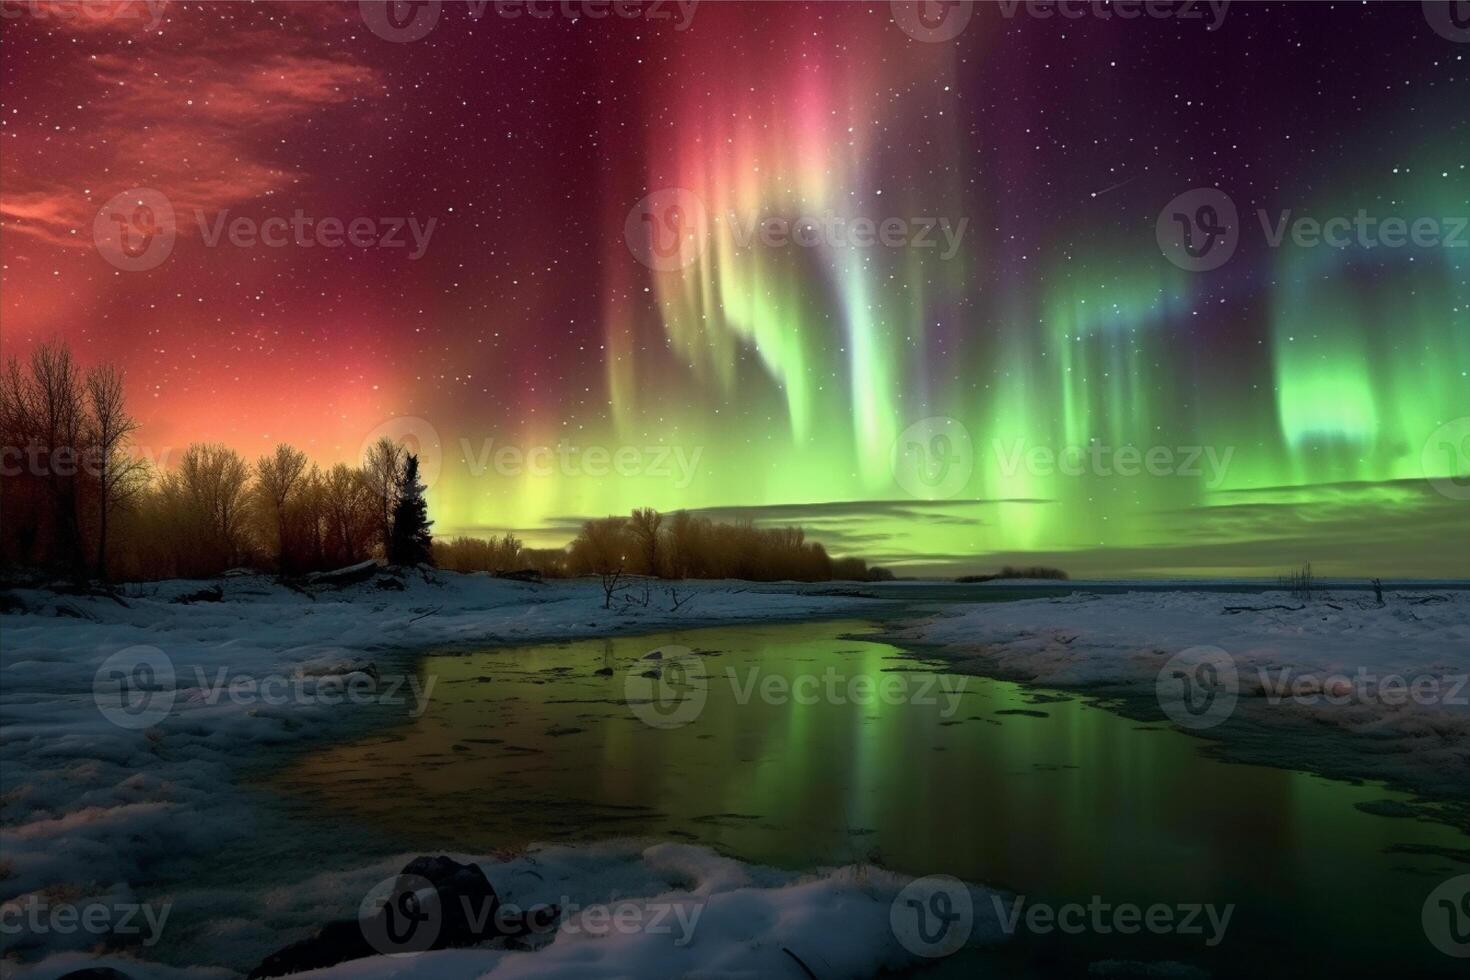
388,453 -> 434,566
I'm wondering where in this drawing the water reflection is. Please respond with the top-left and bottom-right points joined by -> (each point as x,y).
274,620 -> 1469,975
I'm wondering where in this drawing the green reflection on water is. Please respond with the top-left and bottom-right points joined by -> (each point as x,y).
274,620 -> 1469,975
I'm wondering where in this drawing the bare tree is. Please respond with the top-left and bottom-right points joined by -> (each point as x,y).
570,517 -> 629,608
254,443 -> 309,574
363,436 -> 405,558
0,357 -> 33,444
30,341 -> 87,575
665,510 -> 700,579
295,464 -> 328,569
85,364 -> 147,579
322,462 -> 377,565
174,443 -> 252,569
628,507 -> 663,577
1,356 -> 43,566
1279,561 -> 1317,602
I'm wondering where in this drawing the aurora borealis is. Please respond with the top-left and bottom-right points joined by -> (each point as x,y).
2,1 -> 1466,577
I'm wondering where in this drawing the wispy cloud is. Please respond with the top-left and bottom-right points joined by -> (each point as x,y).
1,10 -> 375,248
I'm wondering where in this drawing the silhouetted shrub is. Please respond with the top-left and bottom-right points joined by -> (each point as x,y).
956,566 -> 1069,583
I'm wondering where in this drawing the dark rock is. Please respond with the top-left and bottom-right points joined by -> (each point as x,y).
248,918 -> 373,979
172,585 -> 223,604
57,970 -> 136,980
303,560 -> 382,588
51,600 -> 93,619
248,855 -> 559,979
403,855 -> 501,946
39,580 -> 131,606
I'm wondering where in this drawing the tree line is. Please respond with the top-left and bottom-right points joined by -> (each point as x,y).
2,341 -> 886,585
1,340 -> 432,582
438,510 -> 891,583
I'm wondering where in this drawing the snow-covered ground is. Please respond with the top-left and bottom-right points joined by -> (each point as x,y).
0,571 -> 890,977
885,588 -> 1470,803
6,573 -> 1468,977
11,840 -> 1008,980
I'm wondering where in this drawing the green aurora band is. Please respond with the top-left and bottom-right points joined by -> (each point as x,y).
432,24 -> 1466,579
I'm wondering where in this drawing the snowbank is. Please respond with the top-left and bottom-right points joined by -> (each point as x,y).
0,572 -> 881,973
885,589 -> 1470,802
8,841 -> 1007,980
273,841 -> 1004,980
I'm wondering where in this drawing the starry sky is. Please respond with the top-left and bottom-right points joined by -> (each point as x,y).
2,1 -> 1467,578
